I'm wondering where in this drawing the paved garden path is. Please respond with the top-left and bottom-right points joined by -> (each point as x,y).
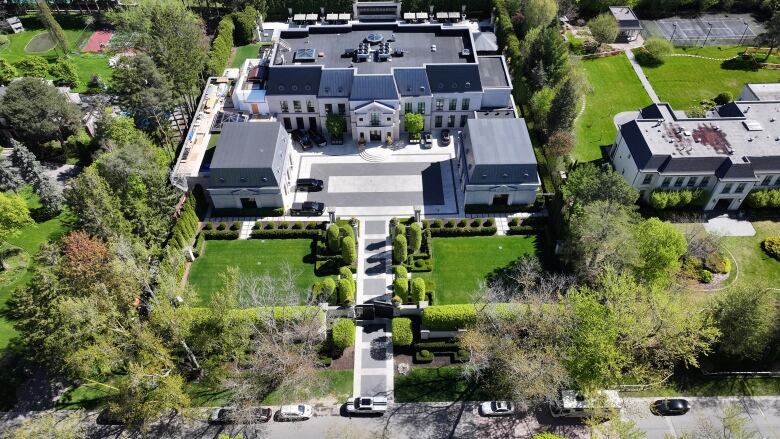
352,219 -> 394,402
624,48 -> 661,103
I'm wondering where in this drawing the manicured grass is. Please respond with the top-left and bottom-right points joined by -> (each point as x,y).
231,43 -> 267,68
575,54 -> 652,162
0,187 -> 68,348
721,220 -> 780,291
395,367 -> 496,403
640,46 -> 780,110
56,380 -> 118,410
418,235 -> 537,304
187,239 -> 322,304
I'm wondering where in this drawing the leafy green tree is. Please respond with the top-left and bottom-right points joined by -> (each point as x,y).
36,0 -> 69,54
520,27 -> 569,95
632,218 -> 687,287
112,53 -> 175,133
0,58 -> 16,85
341,236 -> 356,266
234,5 -> 259,45
14,56 -> 49,78
714,286 -> 778,361
529,87 -> 555,133
64,168 -> 132,241
639,38 -> 674,65
0,192 -> 33,270
404,112 -> 424,136
547,76 -> 580,134
409,222 -> 422,253
588,13 -> 619,45
49,58 -> 80,88
562,163 -> 639,210
326,113 -> 347,138
759,13 -> 780,60
393,234 -> 407,264
109,362 -> 190,430
0,78 -> 81,145
523,0 -> 558,29
546,130 -> 574,157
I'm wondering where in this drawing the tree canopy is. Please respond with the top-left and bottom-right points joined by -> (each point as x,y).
0,78 -> 81,145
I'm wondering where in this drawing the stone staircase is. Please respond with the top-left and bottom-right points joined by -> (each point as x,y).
358,145 -> 392,163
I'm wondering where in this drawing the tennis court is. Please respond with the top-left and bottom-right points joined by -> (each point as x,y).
642,13 -> 762,46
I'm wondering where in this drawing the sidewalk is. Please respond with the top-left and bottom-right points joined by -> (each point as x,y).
624,48 -> 661,103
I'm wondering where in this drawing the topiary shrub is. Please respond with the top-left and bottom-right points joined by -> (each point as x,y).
341,236 -> 356,266
392,317 -> 413,346
421,305 -> 477,330
216,222 -> 227,231
393,234 -> 407,264
411,277 -> 426,302
394,277 -> 409,302
409,223 -> 422,253
331,318 -> 355,350
454,349 -> 470,363
393,265 -> 408,279
203,222 -> 214,230
316,277 -> 337,303
762,237 -> 780,260
415,349 -> 434,363
395,223 -> 406,238
337,278 -> 355,305
470,218 -> 482,227
714,91 -> 733,105
292,221 -> 304,229
432,219 -> 444,228
745,188 -> 780,209
277,221 -> 289,230
326,223 -> 340,252
699,269 -> 713,283
230,221 -> 242,231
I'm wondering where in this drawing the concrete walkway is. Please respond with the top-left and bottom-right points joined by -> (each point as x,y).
703,214 -> 756,236
624,48 -> 661,103
352,219 -> 394,402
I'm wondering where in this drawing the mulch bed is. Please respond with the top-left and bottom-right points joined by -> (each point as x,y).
329,346 -> 354,370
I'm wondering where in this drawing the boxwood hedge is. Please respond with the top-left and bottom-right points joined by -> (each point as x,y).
331,318 -> 355,350
392,317 -> 413,346
421,304 -> 477,330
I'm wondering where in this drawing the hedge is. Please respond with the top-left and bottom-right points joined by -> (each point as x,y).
414,340 -> 460,352
193,232 -> 206,257
409,223 -> 422,252
393,234 -> 407,264
341,236 -> 357,265
393,277 -> 409,302
465,199 -> 544,213
411,277 -> 426,302
311,277 -> 337,303
233,5 -> 259,46
206,15 -> 234,76
203,230 -> 240,240
331,318 -> 355,350
763,237 -> 780,260
184,306 -> 325,327
415,349 -> 434,363
745,189 -> 780,209
212,207 -> 284,217
421,304 -> 477,330
250,228 -> 321,239
704,253 -> 731,274
454,349 -> 471,363
168,196 -> 198,251
337,278 -> 355,306
422,218 -> 496,237
649,189 -> 705,210
392,318 -> 413,346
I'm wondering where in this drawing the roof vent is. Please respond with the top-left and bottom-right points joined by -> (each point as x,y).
465,81 -> 471,88
461,48 -> 471,56
420,85 -> 425,92
431,44 -> 437,52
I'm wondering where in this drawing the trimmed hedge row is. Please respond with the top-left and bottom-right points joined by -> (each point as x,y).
392,317 -> 413,346
193,232 -> 206,257
414,340 -> 460,352
415,349 -> 434,363
331,318 -> 355,350
421,218 -> 496,237
206,15 -> 234,76
649,189 -> 706,210
745,189 -> 780,209
202,230 -> 240,240
212,207 -> 284,217
421,304 -> 477,330
185,306 -> 325,327
168,197 -> 199,252
465,198 -> 544,213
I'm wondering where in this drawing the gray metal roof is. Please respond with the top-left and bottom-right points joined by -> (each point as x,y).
350,75 -> 398,100
609,6 -> 642,29
265,65 -> 322,95
472,31 -> 498,53
477,56 -> 509,88
393,68 -> 431,96
466,118 -> 536,165
210,122 -> 285,170
426,64 -> 482,93
318,68 -> 354,97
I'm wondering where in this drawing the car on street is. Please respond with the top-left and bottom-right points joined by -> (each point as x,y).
289,201 -> 325,216
345,396 -> 388,414
440,129 -> 451,146
422,132 -> 433,148
276,404 -> 313,421
479,401 -> 515,416
296,178 -> 324,192
291,129 -> 313,149
650,399 -> 690,416
209,407 -> 272,424
308,129 -> 327,147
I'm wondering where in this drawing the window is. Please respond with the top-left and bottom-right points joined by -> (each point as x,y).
435,98 -> 444,111
735,183 -> 746,193
661,177 -> 672,188
721,183 -> 733,194
642,174 -> 652,185
325,104 -> 333,114
338,103 -> 346,115
449,98 -> 457,111
761,175 -> 772,186
306,100 -> 314,112
434,115 -> 443,128
293,100 -> 301,112
699,177 -> 710,187
775,177 -> 780,186
417,102 -> 425,113
460,115 -> 468,127
447,115 -> 455,127
674,177 -> 684,188
370,112 -> 380,125
405,102 -> 413,113
281,101 -> 289,113
686,177 -> 697,187
461,98 -> 470,110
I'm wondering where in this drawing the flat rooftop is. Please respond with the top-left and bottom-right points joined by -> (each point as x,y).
477,56 -> 509,88
274,23 -> 475,74
744,83 -> 780,101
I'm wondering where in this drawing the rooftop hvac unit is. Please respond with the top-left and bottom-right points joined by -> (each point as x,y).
461,48 -> 470,56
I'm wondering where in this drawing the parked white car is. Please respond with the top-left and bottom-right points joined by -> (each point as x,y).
277,404 -> 313,421
345,396 -> 388,414
479,401 -> 515,416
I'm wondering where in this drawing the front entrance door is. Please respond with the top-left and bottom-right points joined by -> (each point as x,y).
296,117 -> 305,130
251,103 -> 259,114
370,130 -> 381,141
283,117 -> 292,130
240,197 -> 258,209
492,194 -> 509,206
713,198 -> 732,211
308,117 -> 317,130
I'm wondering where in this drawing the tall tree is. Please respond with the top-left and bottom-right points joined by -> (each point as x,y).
632,218 -> 687,287
561,163 -> 639,211
588,13 -> 619,45
0,78 -> 81,145
760,12 -> 780,60
35,0 -> 69,55
523,0 -> 558,29
63,167 -> 132,241
112,54 -> 175,134
547,76 -> 580,134
713,286 -> 778,361
0,192 -> 33,270
10,142 -> 63,216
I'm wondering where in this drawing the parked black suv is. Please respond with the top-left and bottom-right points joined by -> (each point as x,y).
440,129 -> 451,146
290,201 -> 325,216
296,178 -> 324,192
308,129 -> 327,147
291,129 -> 313,149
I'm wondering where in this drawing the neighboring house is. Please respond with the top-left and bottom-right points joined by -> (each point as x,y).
737,83 -> 780,101
207,121 -> 294,209
611,99 -> 780,211
609,6 -> 642,42
230,22 -> 515,141
455,117 -> 540,206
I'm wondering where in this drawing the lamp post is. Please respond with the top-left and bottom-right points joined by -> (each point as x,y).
739,21 -> 749,46
669,23 -> 677,42
702,22 -> 713,47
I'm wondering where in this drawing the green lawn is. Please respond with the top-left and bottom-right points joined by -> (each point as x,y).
640,46 -> 780,110
231,43 -> 267,68
575,54 -> 652,162
721,220 -> 780,291
395,367 -> 497,403
0,187 -> 69,348
418,235 -> 537,304
187,239 -> 322,304
0,14 -> 112,93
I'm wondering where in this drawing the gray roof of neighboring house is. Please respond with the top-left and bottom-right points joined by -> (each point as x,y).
350,75 -> 398,100
609,6 -> 642,29
472,31 -> 498,52
393,68 -> 431,96
210,122 -> 285,170
318,68 -> 354,97
265,65 -> 322,95
466,118 -> 536,165
743,83 -> 780,101
426,64 -> 482,93
477,56 -> 510,88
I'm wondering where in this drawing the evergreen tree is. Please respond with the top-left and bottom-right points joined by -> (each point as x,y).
547,77 -> 579,134
35,0 -> 69,55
